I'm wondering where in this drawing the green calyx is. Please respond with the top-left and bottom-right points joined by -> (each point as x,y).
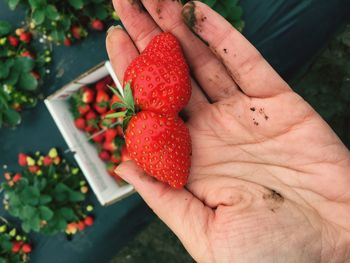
106,81 -> 135,130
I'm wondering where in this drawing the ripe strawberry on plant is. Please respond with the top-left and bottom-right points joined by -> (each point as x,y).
64,38 -> 72,46
71,25 -> 83,40
19,31 -> 31,43
91,19 -> 104,31
84,216 -> 94,226
107,32 -> 192,188
99,150 -> 110,161
21,50 -> 34,59
18,153 -> 28,166
8,35 -> 19,47
21,243 -> 32,253
102,140 -> 118,152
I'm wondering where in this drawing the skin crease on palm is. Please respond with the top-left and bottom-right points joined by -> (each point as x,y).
106,1 -> 350,262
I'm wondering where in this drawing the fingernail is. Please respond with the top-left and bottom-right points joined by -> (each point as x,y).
182,1 -> 196,28
107,24 -> 123,35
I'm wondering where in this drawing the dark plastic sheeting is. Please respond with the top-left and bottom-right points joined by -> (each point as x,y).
0,0 -> 349,262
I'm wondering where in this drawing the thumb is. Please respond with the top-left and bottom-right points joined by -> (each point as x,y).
115,161 -> 213,252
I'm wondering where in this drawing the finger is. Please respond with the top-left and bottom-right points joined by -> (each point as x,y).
115,160 -> 214,259
106,25 -> 139,83
184,1 -> 292,98
139,0 -> 239,102
106,26 -> 209,113
113,0 -> 161,51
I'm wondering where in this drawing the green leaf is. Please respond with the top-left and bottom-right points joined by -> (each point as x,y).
0,21 -> 11,37
32,8 -> 46,25
21,221 -> 32,233
50,29 -> 65,43
123,82 -> 135,111
29,216 -> 41,232
5,68 -> 20,85
111,102 -> 127,110
0,59 -> 14,79
227,6 -> 243,21
28,0 -> 46,9
20,186 -> 40,206
22,205 -> 37,219
60,207 -> 77,221
94,5 -> 109,20
204,0 -> 217,7
39,206 -> 54,220
3,108 -> 21,126
7,0 -> 20,10
18,72 -> 38,91
46,5 -> 60,20
14,57 -> 35,72
68,191 -> 85,202
68,0 -> 84,9
39,194 -> 52,204
1,240 -> 12,252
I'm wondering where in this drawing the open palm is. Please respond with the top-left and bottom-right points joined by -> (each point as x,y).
107,1 -> 350,262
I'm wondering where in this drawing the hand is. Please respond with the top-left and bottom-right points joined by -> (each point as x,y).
106,1 -> 350,262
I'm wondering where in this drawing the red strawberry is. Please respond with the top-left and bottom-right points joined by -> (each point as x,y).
29,165 -> 40,173
104,128 -> 118,142
91,19 -> 104,31
94,90 -> 109,114
111,152 -> 121,164
91,132 -> 104,143
21,51 -> 34,59
21,243 -> 32,253
78,104 -> 90,116
85,125 -> 97,134
43,156 -> 53,166
95,80 -> 107,91
125,111 -> 191,188
102,141 -> 118,152
8,36 -> 19,47
99,151 -> 110,161
81,87 -> 95,104
12,241 -> 22,253
121,144 -> 131,162
71,25 -> 82,40
19,32 -> 32,43
13,173 -> 22,183
64,38 -> 72,46
74,118 -> 86,130
18,153 -> 28,166
84,216 -> 94,226
85,111 -> 99,128
77,221 -> 85,231
123,32 -> 191,115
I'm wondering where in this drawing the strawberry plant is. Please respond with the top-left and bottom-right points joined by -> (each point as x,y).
0,20 -> 51,128
182,0 -> 244,31
1,148 -> 94,236
108,32 -> 192,189
0,218 -> 32,263
5,0 -> 120,45
69,76 -> 129,184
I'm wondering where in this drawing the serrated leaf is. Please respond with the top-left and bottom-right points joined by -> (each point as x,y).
18,72 -> 38,91
7,0 -> 20,10
94,5 -> 109,20
0,59 -> 14,79
2,240 -> 12,252
14,57 -> 35,72
50,29 -> 65,43
68,0 -> 84,9
0,21 -> 11,37
32,8 -> 46,25
39,206 -> 54,220
46,5 -> 60,20
68,191 -> 85,202
204,0 -> 217,7
21,221 -> 31,233
60,207 -> 77,221
39,194 -> 52,204
22,205 -> 37,219
28,0 -> 46,8
5,68 -> 20,85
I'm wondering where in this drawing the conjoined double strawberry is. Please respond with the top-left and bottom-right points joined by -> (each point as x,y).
108,32 -> 192,188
